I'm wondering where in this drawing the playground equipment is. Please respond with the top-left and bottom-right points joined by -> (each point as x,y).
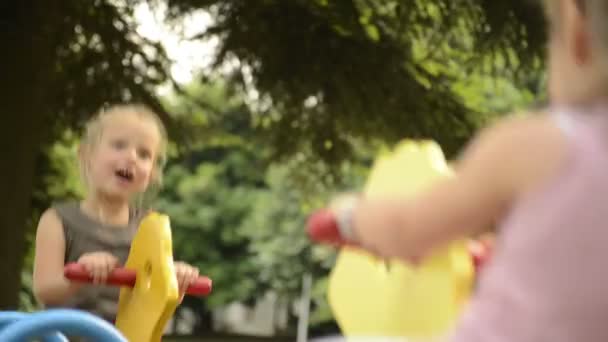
0,211 -> 213,342
0,309 -> 127,341
307,140 -> 491,340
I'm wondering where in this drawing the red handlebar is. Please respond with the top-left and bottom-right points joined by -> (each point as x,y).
306,208 -> 492,272
306,209 -> 347,245
64,263 -> 213,296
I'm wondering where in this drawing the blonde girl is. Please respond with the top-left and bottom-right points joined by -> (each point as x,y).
33,104 -> 198,323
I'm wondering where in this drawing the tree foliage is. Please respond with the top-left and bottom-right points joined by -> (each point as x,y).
165,0 -> 546,164
154,82 -> 369,329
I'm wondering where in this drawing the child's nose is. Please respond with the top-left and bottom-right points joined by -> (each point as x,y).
126,147 -> 138,162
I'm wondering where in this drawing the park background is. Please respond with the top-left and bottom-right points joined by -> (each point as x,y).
3,1 -> 547,340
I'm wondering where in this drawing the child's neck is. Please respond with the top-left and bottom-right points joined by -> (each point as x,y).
81,195 -> 130,228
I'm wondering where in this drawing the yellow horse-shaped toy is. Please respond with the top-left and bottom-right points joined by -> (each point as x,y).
308,140 -> 482,340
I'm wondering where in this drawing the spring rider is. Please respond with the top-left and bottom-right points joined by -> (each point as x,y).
307,140 -> 492,340
0,212 -> 213,342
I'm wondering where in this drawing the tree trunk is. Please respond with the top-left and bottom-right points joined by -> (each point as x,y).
0,1 -> 57,309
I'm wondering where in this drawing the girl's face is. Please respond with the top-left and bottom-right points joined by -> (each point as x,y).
83,113 -> 161,201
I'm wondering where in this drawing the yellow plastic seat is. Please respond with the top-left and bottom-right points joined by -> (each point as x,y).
327,140 -> 475,339
115,212 -> 180,342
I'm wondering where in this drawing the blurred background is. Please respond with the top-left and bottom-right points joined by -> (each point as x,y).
2,0 -> 548,340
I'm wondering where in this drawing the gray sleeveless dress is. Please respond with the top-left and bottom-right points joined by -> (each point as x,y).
46,201 -> 141,324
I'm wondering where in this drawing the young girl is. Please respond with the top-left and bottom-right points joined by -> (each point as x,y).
32,104 -> 199,323
329,0 -> 608,340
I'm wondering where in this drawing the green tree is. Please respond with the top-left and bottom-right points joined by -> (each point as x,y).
165,0 -> 546,165
155,81 -> 370,329
156,152 -> 264,308
155,81 -> 264,309
241,158 -> 369,327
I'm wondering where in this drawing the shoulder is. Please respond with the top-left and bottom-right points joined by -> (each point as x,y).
50,200 -> 80,218
36,207 -> 65,242
49,200 -> 88,232
456,110 -> 569,197
37,201 -> 81,238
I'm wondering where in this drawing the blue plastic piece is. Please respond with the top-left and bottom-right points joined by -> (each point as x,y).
0,311 -> 67,342
0,309 -> 126,342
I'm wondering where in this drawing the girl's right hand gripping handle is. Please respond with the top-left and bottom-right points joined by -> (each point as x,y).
63,263 -> 213,296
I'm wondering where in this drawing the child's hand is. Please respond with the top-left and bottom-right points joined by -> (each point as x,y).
174,261 -> 199,302
328,192 -> 362,242
77,252 -> 119,284
328,193 -> 425,264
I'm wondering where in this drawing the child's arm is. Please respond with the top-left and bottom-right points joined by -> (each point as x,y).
33,208 -> 83,305
340,113 -> 565,260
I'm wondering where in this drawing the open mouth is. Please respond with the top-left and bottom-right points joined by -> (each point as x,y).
115,168 -> 134,182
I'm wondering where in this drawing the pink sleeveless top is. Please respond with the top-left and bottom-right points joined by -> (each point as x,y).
450,108 -> 608,341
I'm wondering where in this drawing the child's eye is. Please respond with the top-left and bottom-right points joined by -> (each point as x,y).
111,140 -> 127,150
138,148 -> 152,160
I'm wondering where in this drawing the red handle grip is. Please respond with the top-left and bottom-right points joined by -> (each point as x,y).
306,209 -> 348,245
307,208 -> 492,271
64,263 -> 212,296
469,239 -> 493,272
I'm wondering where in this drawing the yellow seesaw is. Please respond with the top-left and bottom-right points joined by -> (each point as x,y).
308,140 -> 491,340
64,212 -> 213,342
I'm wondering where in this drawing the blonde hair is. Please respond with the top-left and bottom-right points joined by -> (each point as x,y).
79,103 -> 168,206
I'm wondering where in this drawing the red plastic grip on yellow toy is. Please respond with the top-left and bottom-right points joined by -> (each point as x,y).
307,208 -> 492,272
307,209 -> 345,244
306,209 -> 365,250
469,239 -> 493,272
64,262 -> 213,296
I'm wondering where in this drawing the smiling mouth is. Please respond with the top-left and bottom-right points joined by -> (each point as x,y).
115,168 -> 134,182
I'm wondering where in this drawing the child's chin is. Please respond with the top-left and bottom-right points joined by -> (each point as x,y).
101,188 -> 134,201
